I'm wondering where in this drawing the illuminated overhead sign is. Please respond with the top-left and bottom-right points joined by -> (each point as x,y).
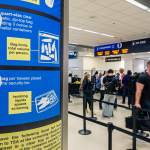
94,38 -> 150,57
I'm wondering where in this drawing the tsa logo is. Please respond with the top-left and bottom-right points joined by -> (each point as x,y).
117,43 -> 122,49
35,90 -> 59,113
45,0 -> 55,8
39,31 -> 59,64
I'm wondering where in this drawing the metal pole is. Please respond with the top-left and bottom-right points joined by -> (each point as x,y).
79,96 -> 92,135
132,106 -> 137,150
108,123 -> 114,150
83,96 -> 87,132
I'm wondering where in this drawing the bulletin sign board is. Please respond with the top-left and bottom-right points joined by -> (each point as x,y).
0,0 -> 63,149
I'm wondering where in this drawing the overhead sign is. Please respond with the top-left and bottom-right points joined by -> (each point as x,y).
94,43 -> 127,56
0,70 -> 60,126
0,0 -> 61,19
0,8 -> 60,67
105,56 -> 121,62
123,38 -> 150,53
95,38 -> 150,57
95,43 -> 122,51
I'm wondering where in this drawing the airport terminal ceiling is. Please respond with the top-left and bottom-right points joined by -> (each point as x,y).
69,0 -> 150,47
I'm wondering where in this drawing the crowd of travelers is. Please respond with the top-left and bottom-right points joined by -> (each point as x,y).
81,69 -> 137,117
80,61 -> 150,121
69,61 -> 150,137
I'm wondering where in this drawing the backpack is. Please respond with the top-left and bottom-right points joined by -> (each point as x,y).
104,76 -> 117,93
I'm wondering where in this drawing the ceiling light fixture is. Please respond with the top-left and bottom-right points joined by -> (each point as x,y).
69,26 -> 82,31
147,9 -> 150,12
125,0 -> 150,12
69,26 -> 115,38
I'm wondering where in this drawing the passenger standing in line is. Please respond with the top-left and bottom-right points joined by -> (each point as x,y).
122,70 -> 133,108
119,68 -> 125,82
91,71 -> 99,93
102,69 -> 118,117
82,73 -> 93,113
135,61 -> 150,137
99,71 -> 107,110
79,72 -> 88,91
131,72 -> 140,105
96,72 -> 102,93
119,68 -> 125,103
135,61 -> 150,111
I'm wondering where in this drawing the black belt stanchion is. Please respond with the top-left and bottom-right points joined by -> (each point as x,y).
79,96 -> 92,135
132,106 -> 137,150
107,123 -> 114,150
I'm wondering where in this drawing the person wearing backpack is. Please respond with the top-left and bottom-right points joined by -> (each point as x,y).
102,69 -> 118,117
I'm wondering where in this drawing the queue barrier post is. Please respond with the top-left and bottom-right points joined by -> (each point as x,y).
107,122 -> 114,150
132,106 -> 137,150
79,96 -> 92,135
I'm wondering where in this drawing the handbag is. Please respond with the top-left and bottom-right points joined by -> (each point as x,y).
125,116 -> 141,130
125,110 -> 150,131
138,111 -> 150,131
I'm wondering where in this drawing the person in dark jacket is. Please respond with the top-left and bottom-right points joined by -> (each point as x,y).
82,73 -> 93,113
122,70 -> 133,108
91,71 -> 99,93
102,69 -> 118,117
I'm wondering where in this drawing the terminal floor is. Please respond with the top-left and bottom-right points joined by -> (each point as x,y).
68,94 -> 150,150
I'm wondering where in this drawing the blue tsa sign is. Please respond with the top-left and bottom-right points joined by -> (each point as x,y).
0,0 -> 61,19
95,43 -> 122,51
0,70 -> 60,126
39,32 -> 59,64
0,8 -> 60,67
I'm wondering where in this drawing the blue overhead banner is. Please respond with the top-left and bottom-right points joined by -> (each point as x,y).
95,43 -> 122,51
0,70 -> 60,126
94,43 -> 126,56
0,8 -> 60,67
0,0 -> 61,19
95,38 -> 150,57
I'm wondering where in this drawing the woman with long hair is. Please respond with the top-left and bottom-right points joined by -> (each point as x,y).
82,73 -> 93,113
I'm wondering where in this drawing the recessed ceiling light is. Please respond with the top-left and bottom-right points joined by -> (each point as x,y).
125,0 -> 150,12
69,26 -> 115,38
